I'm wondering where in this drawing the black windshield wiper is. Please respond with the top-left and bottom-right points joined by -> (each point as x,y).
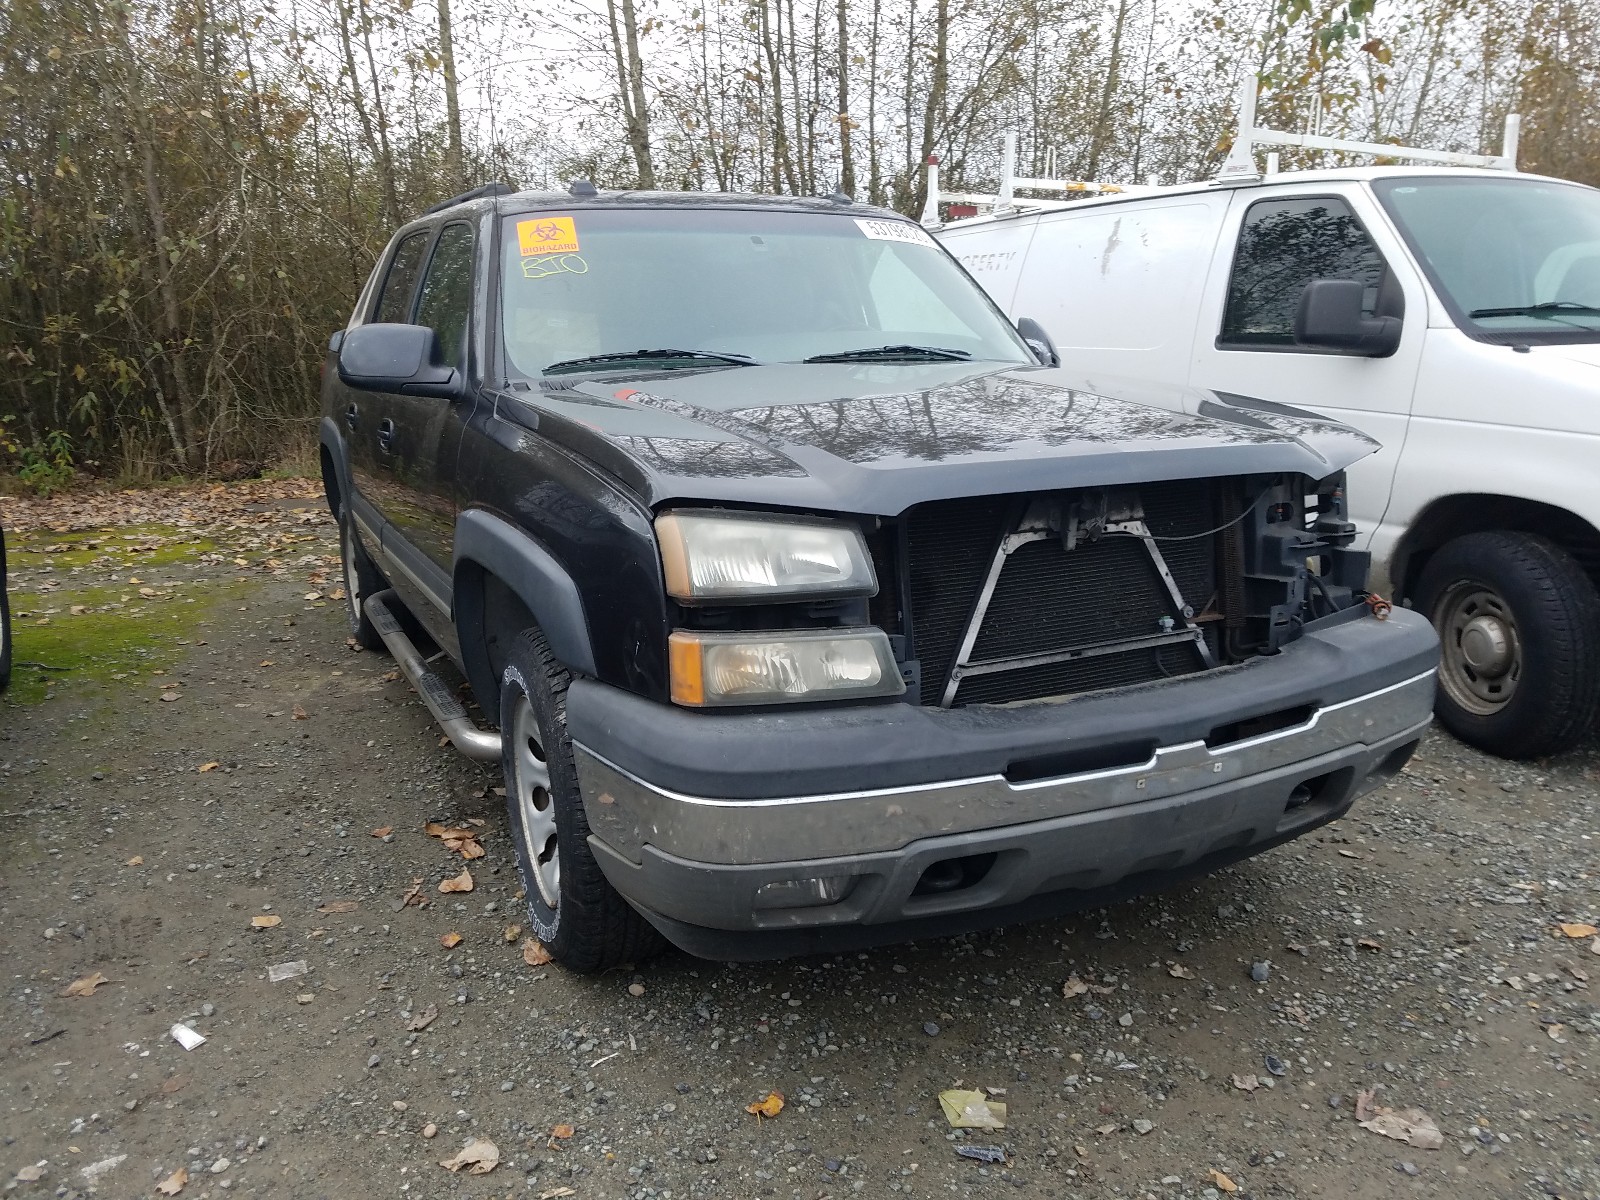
1468,300 -> 1600,319
543,348 -> 758,374
803,344 -> 972,364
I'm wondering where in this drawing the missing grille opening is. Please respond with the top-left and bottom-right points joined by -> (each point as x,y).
1005,740 -> 1157,784
1205,703 -> 1315,749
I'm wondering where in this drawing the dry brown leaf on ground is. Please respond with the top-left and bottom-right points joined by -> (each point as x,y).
156,1166 -> 189,1195
745,1091 -> 785,1119
60,971 -> 112,997
522,938 -> 552,966
438,1137 -> 500,1175
197,761 -> 219,772
159,691 -> 180,703
1354,1088 -> 1377,1121
250,915 -> 282,929
370,826 -> 393,838
503,924 -> 522,943
1062,975 -> 1088,998
1209,1168 -> 1238,1193
1558,922 -> 1599,939
535,1189 -> 576,1200
440,932 -> 463,948
126,856 -> 143,866
1230,1073 -> 1261,1092
1167,963 -> 1195,979
291,704 -> 308,720
938,1089 -> 1005,1129
161,1075 -> 189,1094
399,879 -> 426,908
550,1123 -> 575,1140
1358,1104 -> 1444,1150
316,900 -> 358,914
457,838 -> 486,860
407,1004 -> 438,1032
439,868 -> 474,894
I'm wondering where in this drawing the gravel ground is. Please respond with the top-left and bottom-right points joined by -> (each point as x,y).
2,492 -> 1598,1200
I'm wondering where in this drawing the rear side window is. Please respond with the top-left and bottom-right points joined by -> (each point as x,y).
415,224 -> 476,366
1220,197 -> 1388,347
374,230 -> 432,323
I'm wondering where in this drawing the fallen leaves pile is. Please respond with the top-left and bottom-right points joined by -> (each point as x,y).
426,820 -> 487,860
745,1091 -> 785,1119
0,478 -> 325,534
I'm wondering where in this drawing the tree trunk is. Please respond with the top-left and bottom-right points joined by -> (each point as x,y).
604,0 -> 656,187
1085,0 -> 1130,180
836,0 -> 856,196
437,0 -> 466,191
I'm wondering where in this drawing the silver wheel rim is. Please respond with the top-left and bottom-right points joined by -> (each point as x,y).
1435,582 -> 1521,716
342,523 -> 364,626
511,693 -> 561,908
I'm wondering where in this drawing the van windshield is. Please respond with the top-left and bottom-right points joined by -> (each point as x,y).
498,207 -> 1034,376
1373,176 -> 1600,344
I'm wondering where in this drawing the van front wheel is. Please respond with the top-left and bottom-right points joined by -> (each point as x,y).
1416,532 -> 1600,759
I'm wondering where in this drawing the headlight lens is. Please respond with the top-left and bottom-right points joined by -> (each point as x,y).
669,628 -> 904,706
657,510 -> 876,603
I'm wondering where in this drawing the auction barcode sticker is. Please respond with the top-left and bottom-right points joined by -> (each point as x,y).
855,218 -> 936,247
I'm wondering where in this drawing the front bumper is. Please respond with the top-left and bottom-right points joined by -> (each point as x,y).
567,606 -> 1438,958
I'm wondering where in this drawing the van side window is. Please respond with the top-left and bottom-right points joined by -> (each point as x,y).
374,230 -> 433,324
1220,197 -> 1389,348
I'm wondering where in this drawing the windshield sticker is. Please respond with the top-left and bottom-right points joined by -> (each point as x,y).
855,218 -> 936,247
517,216 -> 580,256
521,253 -> 588,280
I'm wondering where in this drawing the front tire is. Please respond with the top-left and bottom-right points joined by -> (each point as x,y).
339,506 -> 386,652
1416,531 -> 1600,759
500,627 -> 661,973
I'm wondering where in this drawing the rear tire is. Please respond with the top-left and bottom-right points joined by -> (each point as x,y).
339,506 -> 386,652
500,626 -> 662,973
1416,531 -> 1600,759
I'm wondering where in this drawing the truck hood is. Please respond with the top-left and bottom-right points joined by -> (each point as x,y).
495,362 -> 1377,515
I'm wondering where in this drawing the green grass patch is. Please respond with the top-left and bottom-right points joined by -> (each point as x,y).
8,524 -> 221,573
1,577 -> 245,706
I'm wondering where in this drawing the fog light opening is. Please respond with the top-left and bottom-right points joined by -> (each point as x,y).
912,852 -> 998,897
752,874 -> 858,911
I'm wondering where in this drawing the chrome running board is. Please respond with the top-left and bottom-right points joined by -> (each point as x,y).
365,590 -> 502,762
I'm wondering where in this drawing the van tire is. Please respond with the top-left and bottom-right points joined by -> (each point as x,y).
1416,531 -> 1600,759
339,506 -> 387,652
500,626 -> 662,973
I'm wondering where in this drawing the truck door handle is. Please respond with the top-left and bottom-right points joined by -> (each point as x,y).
344,403 -> 359,430
377,418 -> 396,454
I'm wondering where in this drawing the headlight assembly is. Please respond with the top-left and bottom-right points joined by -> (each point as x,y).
668,628 -> 904,706
656,509 -> 876,603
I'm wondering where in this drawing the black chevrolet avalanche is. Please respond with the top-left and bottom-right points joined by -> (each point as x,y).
319,183 -> 1439,971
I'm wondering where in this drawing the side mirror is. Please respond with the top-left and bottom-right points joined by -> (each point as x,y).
1016,316 -> 1060,367
337,323 -> 461,398
1294,279 -> 1401,358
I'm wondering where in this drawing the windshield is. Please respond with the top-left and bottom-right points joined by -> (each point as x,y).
1373,175 -> 1600,344
498,208 -> 1034,376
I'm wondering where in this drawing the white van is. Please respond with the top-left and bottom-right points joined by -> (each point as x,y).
932,116 -> 1600,760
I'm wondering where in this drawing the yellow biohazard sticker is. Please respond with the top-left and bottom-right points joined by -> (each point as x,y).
517,216 -> 580,257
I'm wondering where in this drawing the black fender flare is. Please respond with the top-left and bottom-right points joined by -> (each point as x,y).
318,416 -> 351,518
453,509 -> 597,698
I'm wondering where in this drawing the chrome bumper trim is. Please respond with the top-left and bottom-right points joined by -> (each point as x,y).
574,670 -> 1435,865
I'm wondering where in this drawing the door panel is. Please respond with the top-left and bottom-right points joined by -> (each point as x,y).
1190,188 -> 1426,549
379,221 -> 478,628
347,229 -> 433,516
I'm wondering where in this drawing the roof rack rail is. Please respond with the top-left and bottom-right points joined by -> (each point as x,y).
1218,76 -> 1520,177
421,181 -> 516,216
919,132 -> 1151,227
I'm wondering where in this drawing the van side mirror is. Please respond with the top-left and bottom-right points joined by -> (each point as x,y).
1016,317 -> 1060,367
337,323 -> 461,398
1294,279 -> 1401,358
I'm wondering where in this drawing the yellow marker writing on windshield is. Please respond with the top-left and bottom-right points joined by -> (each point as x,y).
517,216 -> 580,257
